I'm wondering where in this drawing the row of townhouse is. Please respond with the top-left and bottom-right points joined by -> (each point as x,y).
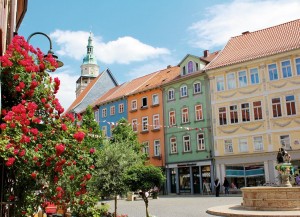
67,19 -> 300,194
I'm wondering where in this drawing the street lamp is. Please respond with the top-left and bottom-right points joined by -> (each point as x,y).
27,32 -> 64,68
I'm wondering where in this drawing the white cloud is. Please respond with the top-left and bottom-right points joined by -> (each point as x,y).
188,0 -> 300,49
50,30 -> 170,64
50,66 -> 77,110
124,56 -> 179,82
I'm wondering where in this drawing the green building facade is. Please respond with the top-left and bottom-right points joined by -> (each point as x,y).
163,55 -> 214,194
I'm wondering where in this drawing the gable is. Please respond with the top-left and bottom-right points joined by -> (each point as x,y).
178,54 -> 206,76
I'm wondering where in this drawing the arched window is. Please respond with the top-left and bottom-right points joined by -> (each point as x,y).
188,61 -> 194,73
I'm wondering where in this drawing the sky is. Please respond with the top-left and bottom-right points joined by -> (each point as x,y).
18,0 -> 300,110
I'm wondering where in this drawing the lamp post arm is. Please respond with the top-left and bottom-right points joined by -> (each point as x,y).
27,32 -> 53,51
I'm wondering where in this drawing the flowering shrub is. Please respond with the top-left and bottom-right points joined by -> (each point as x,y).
0,36 -> 98,216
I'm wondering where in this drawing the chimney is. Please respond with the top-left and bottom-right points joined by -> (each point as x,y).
203,50 -> 209,57
167,65 -> 172,69
242,31 -> 250,35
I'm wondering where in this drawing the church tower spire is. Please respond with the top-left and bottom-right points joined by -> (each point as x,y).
76,32 -> 100,97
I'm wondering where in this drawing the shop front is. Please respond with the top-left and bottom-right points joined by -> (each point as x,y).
166,161 -> 213,194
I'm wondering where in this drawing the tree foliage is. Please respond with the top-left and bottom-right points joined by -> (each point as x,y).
125,164 -> 165,217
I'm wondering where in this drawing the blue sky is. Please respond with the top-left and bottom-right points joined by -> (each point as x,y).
18,0 -> 300,110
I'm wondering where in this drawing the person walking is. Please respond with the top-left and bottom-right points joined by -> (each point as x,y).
223,177 -> 230,195
214,178 -> 220,197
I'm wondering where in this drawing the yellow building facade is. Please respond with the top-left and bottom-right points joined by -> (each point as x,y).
205,19 -> 300,189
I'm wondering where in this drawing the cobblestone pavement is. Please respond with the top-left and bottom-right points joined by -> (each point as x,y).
101,194 -> 242,217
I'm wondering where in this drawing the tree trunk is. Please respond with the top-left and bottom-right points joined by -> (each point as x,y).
142,193 -> 149,217
114,195 -> 117,217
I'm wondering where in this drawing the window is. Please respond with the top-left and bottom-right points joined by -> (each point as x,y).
216,76 -> 224,91
154,140 -> 160,156
94,110 -> 99,122
268,63 -> 278,81
281,60 -> 292,78
193,82 -> 201,94
227,73 -> 236,90
280,135 -> 291,150
195,104 -> 203,121
250,68 -> 259,84
253,136 -> 263,151
131,100 -> 137,110
142,97 -> 148,108
239,138 -> 248,152
102,126 -> 107,137
169,111 -> 176,126
229,105 -> 238,124
180,85 -> 188,97
272,98 -> 282,117
296,58 -> 300,75
253,101 -> 262,120
183,135 -> 191,152
224,139 -> 233,153
142,116 -> 148,131
196,63 -> 199,71
152,94 -> 159,105
102,108 -> 107,118
143,141 -> 149,156
168,89 -> 175,101
182,66 -> 186,75
197,133 -> 205,150
238,70 -> 248,87
170,137 -> 177,154
153,114 -> 160,129
219,107 -> 227,125
241,103 -> 250,122
286,95 -> 296,116
119,103 -> 124,113
110,106 -> 115,115
132,119 -> 137,132
181,108 -> 189,123
110,124 -> 115,135
188,61 -> 194,73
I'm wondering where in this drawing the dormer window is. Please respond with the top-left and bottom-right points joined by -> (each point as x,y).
188,61 -> 194,73
182,66 -> 186,75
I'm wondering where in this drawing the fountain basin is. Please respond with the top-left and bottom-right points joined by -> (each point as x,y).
242,187 -> 300,211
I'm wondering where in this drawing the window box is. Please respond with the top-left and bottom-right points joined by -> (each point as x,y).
140,130 -> 149,134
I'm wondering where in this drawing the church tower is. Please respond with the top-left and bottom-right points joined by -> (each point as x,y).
75,32 -> 99,97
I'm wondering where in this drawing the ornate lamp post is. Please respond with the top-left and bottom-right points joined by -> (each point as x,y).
27,32 -> 64,68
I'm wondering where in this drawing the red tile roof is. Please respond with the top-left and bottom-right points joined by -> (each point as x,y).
205,19 -> 300,70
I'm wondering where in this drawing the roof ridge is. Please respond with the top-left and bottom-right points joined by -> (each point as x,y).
232,18 -> 300,39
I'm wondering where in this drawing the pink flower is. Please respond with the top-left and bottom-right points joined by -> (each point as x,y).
6,158 -> 15,167
73,131 -> 85,142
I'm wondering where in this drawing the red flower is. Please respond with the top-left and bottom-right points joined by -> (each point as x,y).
31,172 -> 37,179
6,157 -> 15,167
85,173 -> 92,181
89,148 -> 95,154
79,200 -> 85,205
0,123 -> 6,130
89,165 -> 95,169
61,123 -> 67,131
70,175 -> 75,180
73,131 -> 85,142
8,195 -> 15,201
19,149 -> 26,157
56,186 -> 63,192
55,144 -> 65,156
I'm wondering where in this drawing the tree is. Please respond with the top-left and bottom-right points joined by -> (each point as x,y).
81,105 -> 103,148
125,164 -> 166,217
0,35 -> 97,216
94,140 -> 143,217
111,118 -> 141,153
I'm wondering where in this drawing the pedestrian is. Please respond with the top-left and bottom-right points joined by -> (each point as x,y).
223,177 -> 230,195
214,178 -> 220,197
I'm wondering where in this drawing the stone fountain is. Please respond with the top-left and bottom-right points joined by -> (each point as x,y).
206,148 -> 300,216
